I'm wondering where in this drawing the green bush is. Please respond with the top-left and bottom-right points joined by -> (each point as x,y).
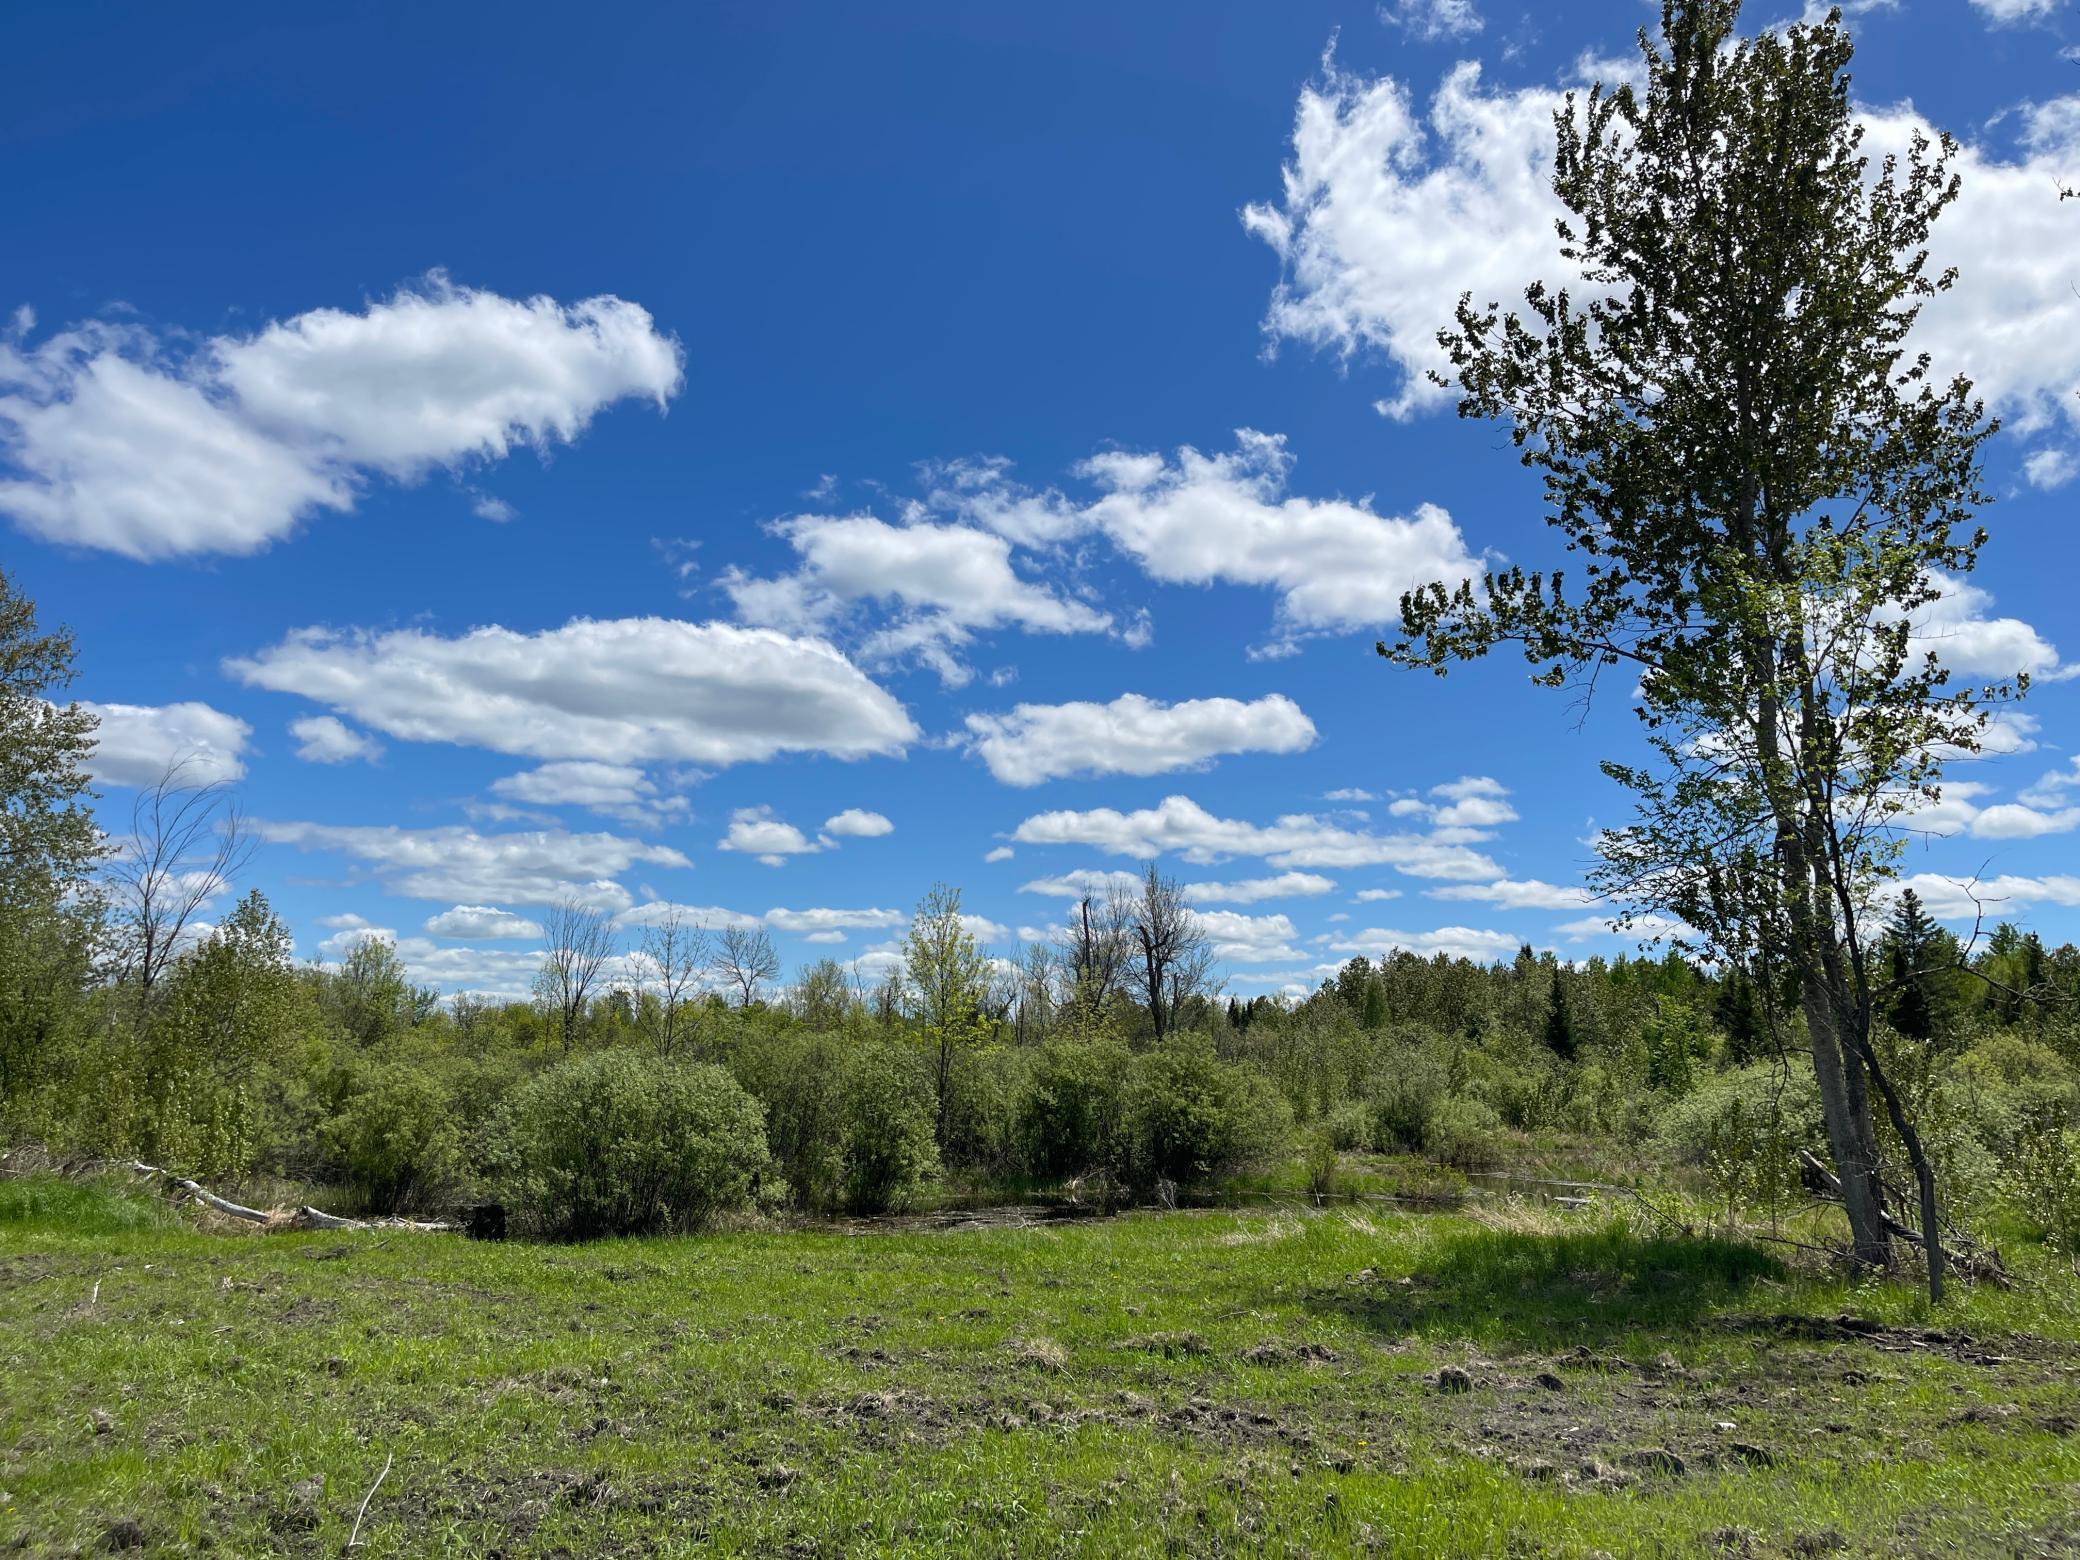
494,1052 -> 770,1239
1368,1042 -> 1450,1152
1323,1100 -> 1374,1153
1018,1036 -> 1133,1180
2004,1125 -> 2080,1265
319,1062 -> 462,1214
1423,1096 -> 1505,1171
1657,1061 -> 1821,1222
732,1031 -> 848,1211
1125,1035 -> 1290,1190
841,1043 -> 940,1214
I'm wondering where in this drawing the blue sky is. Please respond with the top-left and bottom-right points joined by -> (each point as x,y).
5,0 -> 2079,997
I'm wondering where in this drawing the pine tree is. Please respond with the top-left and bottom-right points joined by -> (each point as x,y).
1543,971 -> 1578,1061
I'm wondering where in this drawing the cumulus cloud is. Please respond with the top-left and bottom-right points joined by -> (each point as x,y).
423,904 -> 544,940
724,511 -> 1112,685
289,714 -> 382,765
965,691 -> 1317,786
489,760 -> 690,827
716,806 -> 826,866
1883,871 -> 2080,921
1012,793 -> 1502,878
256,819 -> 686,907
1969,0 -> 2060,23
81,700 -> 250,786
1329,924 -> 1523,962
1385,775 -> 1518,836
1246,45 -> 2080,475
1197,909 -> 1307,963
1904,571 -> 2072,683
1076,432 -> 1481,632
1427,877 -> 1598,910
228,617 -> 917,766
1018,868 -> 1146,900
984,846 -> 1016,863
1183,871 -> 1337,904
823,808 -> 893,838
0,276 -> 681,558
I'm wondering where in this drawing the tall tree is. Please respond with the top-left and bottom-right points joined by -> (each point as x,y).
1058,888 -> 1133,1013
1880,887 -> 1954,1043
107,761 -> 252,998
535,897 -> 617,1051
904,883 -> 991,1144
1386,2 -> 2000,1294
1129,864 -> 1213,1043
0,570 -> 102,1112
634,906 -> 712,1055
713,923 -> 780,1008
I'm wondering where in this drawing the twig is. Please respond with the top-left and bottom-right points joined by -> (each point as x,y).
346,1451 -> 393,1550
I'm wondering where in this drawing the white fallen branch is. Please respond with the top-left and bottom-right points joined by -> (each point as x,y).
126,1162 -> 453,1233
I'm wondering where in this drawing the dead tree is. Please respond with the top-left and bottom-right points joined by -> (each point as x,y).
536,897 -> 616,1052
1129,864 -> 1211,1042
106,759 -> 252,997
712,923 -> 779,1007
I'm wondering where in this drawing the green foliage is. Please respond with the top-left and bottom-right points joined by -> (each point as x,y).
840,1042 -> 941,1215
2004,1126 -> 2080,1266
732,1031 -> 849,1212
0,1173 -> 173,1234
1422,1096 -> 1504,1171
494,1052 -> 770,1239
319,1063 -> 462,1214
1658,1061 -> 1822,1222
1124,1035 -> 1290,1190
1018,1033 -> 1133,1179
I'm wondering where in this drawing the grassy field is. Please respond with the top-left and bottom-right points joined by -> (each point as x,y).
2,1175 -> 2077,1557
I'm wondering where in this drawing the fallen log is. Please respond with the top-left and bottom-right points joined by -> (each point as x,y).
1792,1149 -> 2007,1287
127,1162 -> 453,1233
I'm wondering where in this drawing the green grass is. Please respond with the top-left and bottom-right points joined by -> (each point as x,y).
2,1176 -> 2076,1556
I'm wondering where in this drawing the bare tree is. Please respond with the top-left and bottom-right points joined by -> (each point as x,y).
536,897 -> 616,1052
712,923 -> 779,1007
633,906 -> 711,1056
107,760 -> 252,997
1057,887 -> 1133,1012
1129,864 -> 1211,1042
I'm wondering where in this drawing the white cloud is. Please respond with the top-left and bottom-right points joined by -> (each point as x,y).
1904,570 -> 2071,683
1246,52 -> 2080,478
984,846 -> 1016,863
1427,877 -> 1597,910
1383,0 -> 1482,42
1555,912 -> 1691,945
2024,448 -> 2076,491
823,808 -> 893,838
1012,793 -> 1502,878
1884,871 -> 2080,921
228,617 -> 917,766
1018,868 -> 1146,900
489,760 -> 689,827
1077,431 -> 1481,632
1385,774 -> 1517,834
965,691 -> 1317,786
1324,787 -> 1378,802
289,714 -> 382,765
256,819 -> 686,907
81,700 -> 250,786
0,276 -> 681,558
423,904 -> 544,940
1969,0 -> 2059,22
763,905 -> 908,935
471,494 -> 517,523
717,806 -> 826,866
1354,888 -> 1403,902
1329,924 -> 1524,962
724,511 -> 1112,685
1198,909 -> 1307,963
1183,871 -> 1337,904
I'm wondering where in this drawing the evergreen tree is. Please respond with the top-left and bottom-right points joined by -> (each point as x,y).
1543,970 -> 1578,1061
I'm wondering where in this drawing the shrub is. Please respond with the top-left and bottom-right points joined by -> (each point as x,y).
495,1052 -> 769,1239
1368,1042 -> 1450,1152
319,1062 -> 461,1214
841,1043 -> 940,1214
2004,1125 -> 2080,1266
1323,1100 -> 1374,1153
732,1031 -> 847,1211
1423,1096 -> 1505,1171
1125,1035 -> 1290,1190
1019,1036 -> 1133,1180
1657,1061 -> 1821,1222
1302,1127 -> 1341,1197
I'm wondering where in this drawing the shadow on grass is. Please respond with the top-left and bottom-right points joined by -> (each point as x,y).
1304,1222 -> 1785,1351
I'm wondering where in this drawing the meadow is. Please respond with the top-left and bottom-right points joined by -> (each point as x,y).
3,1173 -> 2076,1558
